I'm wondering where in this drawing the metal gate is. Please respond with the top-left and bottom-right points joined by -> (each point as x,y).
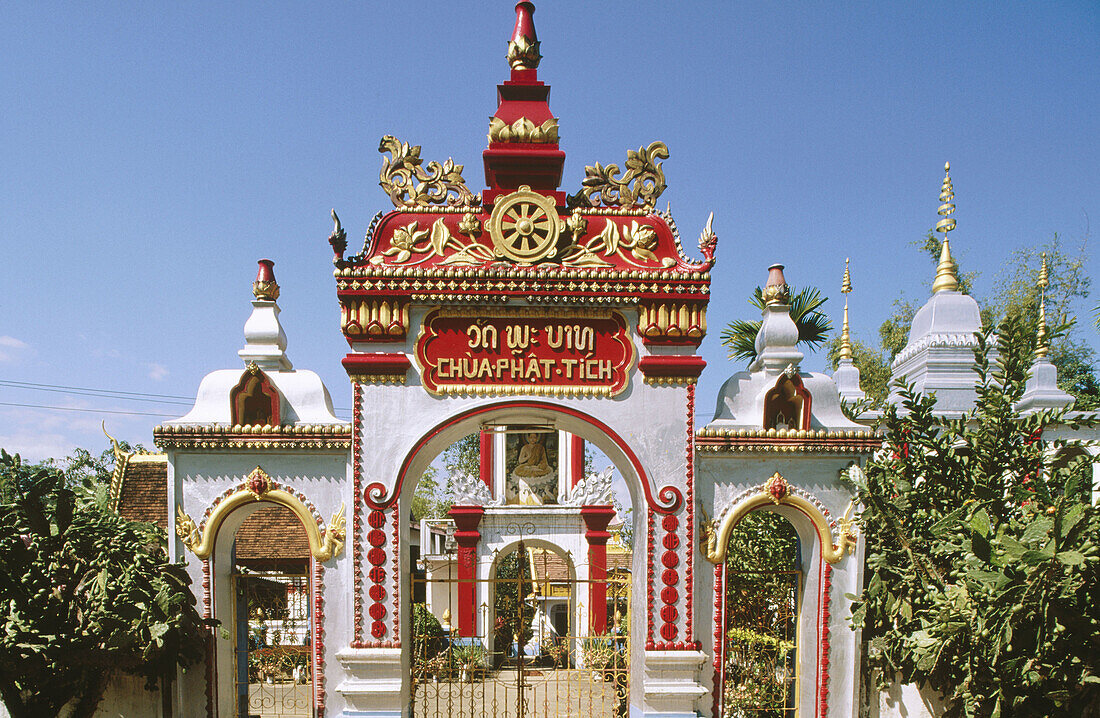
412,541 -> 630,718
718,512 -> 801,718
233,572 -> 313,718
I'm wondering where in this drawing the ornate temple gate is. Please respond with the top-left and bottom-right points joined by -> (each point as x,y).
412,541 -> 630,718
326,4 -> 719,717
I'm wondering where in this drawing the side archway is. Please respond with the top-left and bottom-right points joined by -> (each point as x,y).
176,466 -> 346,562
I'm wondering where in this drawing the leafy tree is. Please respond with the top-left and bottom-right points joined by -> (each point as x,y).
850,316 -> 1100,718
0,450 -> 206,718
721,286 -> 832,363
493,548 -> 534,660
412,434 -> 481,520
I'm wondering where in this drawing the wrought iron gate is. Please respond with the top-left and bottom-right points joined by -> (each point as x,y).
719,512 -> 801,718
233,572 -> 313,718
412,541 -> 630,718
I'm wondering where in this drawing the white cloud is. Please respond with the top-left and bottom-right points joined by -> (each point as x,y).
147,363 -> 170,381
0,335 -> 30,362
0,336 -> 28,349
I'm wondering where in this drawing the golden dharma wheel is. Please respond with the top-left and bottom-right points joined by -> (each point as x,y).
488,186 -> 561,263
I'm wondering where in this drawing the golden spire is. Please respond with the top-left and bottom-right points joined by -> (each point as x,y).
932,161 -> 959,293
1036,252 -> 1050,359
839,258 -> 853,362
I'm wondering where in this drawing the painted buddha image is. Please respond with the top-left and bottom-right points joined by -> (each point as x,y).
506,431 -> 558,505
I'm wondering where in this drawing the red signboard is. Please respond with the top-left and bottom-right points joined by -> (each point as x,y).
416,309 -> 635,396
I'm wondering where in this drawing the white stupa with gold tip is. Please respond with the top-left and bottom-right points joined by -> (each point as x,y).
833,258 -> 866,404
888,162 -> 985,414
1017,253 -> 1074,413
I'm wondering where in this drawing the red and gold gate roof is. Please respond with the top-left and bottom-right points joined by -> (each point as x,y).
330,2 -> 716,352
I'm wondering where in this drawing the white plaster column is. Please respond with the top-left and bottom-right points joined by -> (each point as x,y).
334,647 -> 406,718
642,649 -> 709,718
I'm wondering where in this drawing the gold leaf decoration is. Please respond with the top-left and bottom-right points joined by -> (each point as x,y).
568,141 -> 669,209
507,34 -> 542,70
488,117 -> 559,144
371,218 -> 495,268
560,218 -> 670,268
378,135 -> 478,208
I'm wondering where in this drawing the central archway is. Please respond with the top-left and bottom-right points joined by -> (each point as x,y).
397,401 -> 651,718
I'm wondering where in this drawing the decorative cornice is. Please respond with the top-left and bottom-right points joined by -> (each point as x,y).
639,355 -> 706,384
694,427 -> 878,454
153,423 -> 351,450
891,331 -> 981,367
342,353 -> 410,382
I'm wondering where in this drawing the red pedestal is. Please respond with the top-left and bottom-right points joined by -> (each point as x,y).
449,505 -> 485,637
581,505 -> 616,635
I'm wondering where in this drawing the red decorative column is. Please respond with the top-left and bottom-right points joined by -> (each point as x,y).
569,434 -> 585,488
449,505 -> 485,637
479,430 -> 493,489
581,505 -> 616,635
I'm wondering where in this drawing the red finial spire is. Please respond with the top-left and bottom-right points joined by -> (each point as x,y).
484,1 -> 564,205
508,2 -> 541,71
253,259 -> 280,301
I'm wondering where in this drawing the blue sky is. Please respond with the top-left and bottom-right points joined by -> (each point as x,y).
1,1 -> 1097,461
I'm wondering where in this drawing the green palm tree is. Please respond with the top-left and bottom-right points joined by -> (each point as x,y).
720,285 -> 833,362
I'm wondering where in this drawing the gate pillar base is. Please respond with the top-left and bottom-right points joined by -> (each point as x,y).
335,647 -> 405,718
642,650 -> 708,718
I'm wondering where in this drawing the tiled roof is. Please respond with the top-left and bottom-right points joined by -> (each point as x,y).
115,455 -> 169,530
530,549 -> 633,584
234,506 -> 310,560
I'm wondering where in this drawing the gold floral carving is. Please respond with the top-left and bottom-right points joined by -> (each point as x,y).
637,301 -> 707,341
378,135 -> 478,208
342,298 -> 409,339
699,473 -> 859,565
252,278 -> 279,302
176,492 -> 346,563
507,34 -> 541,70
569,141 -> 669,209
371,218 -> 495,267
489,117 -> 559,144
561,219 -> 673,268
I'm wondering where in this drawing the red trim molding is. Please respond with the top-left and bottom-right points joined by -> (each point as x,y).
342,352 -> 411,380
638,354 -> 706,380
